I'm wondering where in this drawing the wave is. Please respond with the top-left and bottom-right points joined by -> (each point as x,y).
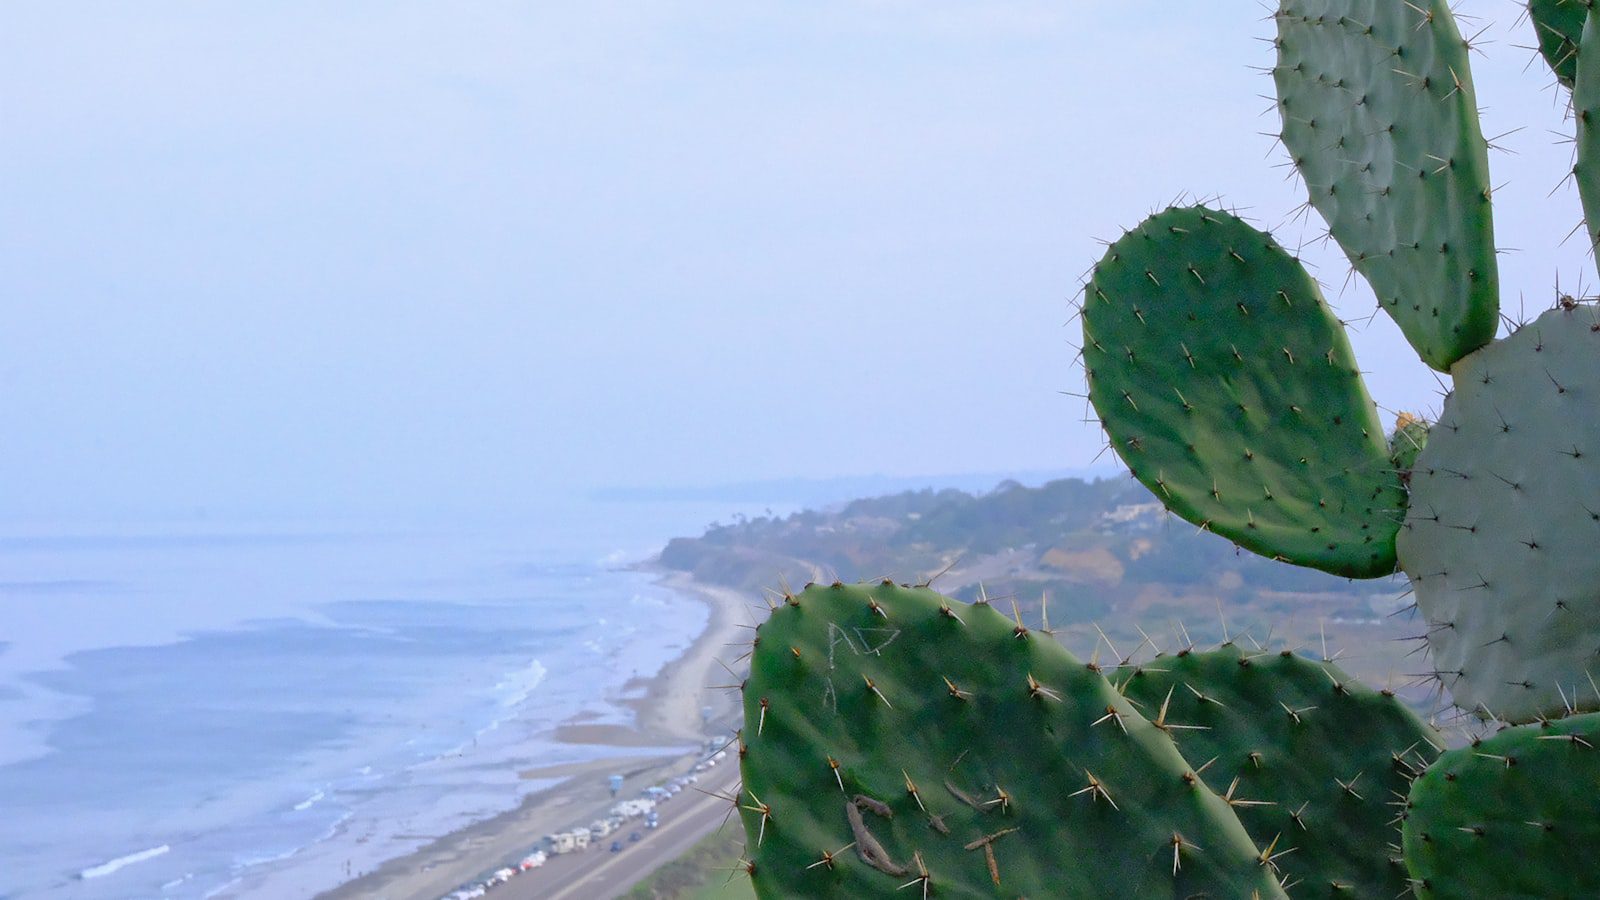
79,844 -> 170,880
492,659 -> 547,709
292,790 -> 325,811
236,810 -> 353,872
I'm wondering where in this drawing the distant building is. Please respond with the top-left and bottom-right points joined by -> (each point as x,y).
1098,502 -> 1164,533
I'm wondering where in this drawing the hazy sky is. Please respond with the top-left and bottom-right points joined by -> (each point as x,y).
2,2 -> 1591,519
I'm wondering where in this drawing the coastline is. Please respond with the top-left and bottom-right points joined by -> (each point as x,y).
312,565 -> 753,900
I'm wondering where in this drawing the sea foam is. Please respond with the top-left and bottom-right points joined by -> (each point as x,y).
79,844 -> 170,880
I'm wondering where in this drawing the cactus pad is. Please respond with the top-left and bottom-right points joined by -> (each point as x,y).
1571,8 -> 1600,261
1116,643 -> 1441,897
739,582 -> 1287,898
1530,0 -> 1589,88
1388,413 -> 1430,478
1274,0 -> 1499,370
1399,305 -> 1600,723
1401,712 -> 1600,899
1082,205 -> 1405,578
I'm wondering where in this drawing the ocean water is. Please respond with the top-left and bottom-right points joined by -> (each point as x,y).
0,501 -> 751,899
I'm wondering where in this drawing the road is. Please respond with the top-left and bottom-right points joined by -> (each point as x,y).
497,762 -> 743,899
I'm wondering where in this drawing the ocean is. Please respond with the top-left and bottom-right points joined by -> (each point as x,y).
0,500 -> 756,899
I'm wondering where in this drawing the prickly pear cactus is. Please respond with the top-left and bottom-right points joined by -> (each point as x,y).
1387,413 -> 1429,479
1399,306 -> 1600,722
1086,1 -> 1600,726
1530,0 -> 1589,89
1571,9 -> 1600,263
738,582 -> 1287,898
1275,0 -> 1499,371
1401,712 -> 1600,899
1082,206 -> 1406,579
1116,643 -> 1441,897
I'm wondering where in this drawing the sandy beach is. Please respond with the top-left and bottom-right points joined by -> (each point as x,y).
314,566 -> 756,900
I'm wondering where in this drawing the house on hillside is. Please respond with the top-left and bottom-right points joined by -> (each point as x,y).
1099,502 -> 1164,533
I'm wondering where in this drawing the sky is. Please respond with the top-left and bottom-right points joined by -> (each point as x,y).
1,1 -> 1593,520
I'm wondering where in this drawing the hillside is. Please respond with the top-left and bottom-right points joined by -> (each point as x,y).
659,476 -> 1426,703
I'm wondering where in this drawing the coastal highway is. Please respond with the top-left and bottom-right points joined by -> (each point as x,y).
500,762 -> 743,899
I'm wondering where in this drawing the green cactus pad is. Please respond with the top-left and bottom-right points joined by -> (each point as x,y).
1530,0 -> 1590,88
1398,305 -> 1600,723
1082,205 -> 1406,579
1274,0 -> 1499,370
1116,644 -> 1441,898
1401,712 -> 1600,899
1571,8 -> 1600,262
1388,413 -> 1430,478
739,582 -> 1287,898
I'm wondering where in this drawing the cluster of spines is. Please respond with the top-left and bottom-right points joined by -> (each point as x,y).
1528,0 -> 1591,88
1115,643 -> 1441,897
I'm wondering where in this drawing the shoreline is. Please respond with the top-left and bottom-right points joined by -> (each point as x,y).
312,564 -> 753,900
